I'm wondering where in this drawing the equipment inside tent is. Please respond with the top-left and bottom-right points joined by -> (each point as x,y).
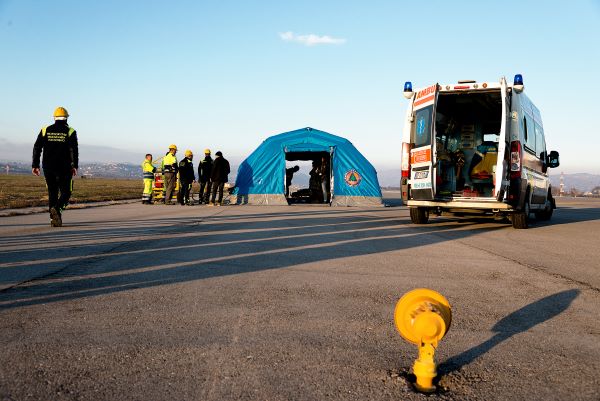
231,127 -> 383,206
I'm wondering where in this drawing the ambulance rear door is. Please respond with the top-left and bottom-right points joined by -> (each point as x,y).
495,77 -> 509,200
409,83 -> 438,200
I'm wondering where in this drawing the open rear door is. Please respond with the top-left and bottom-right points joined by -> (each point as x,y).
409,84 -> 438,200
495,77 -> 509,200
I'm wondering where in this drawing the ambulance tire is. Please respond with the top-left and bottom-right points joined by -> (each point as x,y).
535,192 -> 554,221
512,192 -> 530,229
410,207 -> 429,224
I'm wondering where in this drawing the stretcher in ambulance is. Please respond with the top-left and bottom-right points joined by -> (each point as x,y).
400,75 -> 560,229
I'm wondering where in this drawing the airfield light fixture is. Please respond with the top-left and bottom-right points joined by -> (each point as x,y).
394,288 -> 452,393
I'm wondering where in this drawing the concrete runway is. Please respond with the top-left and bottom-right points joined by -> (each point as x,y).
1,194 -> 599,400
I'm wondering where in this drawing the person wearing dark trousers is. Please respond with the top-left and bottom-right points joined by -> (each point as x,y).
197,149 -> 213,204
31,106 -> 79,227
318,156 -> 330,203
208,151 -> 230,206
161,144 -> 178,204
177,150 -> 195,205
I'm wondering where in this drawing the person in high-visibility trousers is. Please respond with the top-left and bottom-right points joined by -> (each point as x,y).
142,154 -> 156,204
31,106 -> 79,227
161,144 -> 178,204
177,150 -> 195,205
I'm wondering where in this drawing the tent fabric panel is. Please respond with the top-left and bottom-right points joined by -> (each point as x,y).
331,195 -> 383,207
234,142 -> 285,195
230,194 -> 288,206
331,144 -> 382,198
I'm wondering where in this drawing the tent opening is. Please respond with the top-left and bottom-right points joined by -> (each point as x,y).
285,151 -> 331,205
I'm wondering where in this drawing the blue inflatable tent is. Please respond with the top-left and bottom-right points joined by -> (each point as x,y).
232,127 -> 382,206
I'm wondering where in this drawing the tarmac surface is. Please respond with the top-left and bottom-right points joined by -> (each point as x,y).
0,193 -> 599,400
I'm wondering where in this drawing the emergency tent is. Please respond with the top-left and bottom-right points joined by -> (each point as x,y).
232,127 -> 383,206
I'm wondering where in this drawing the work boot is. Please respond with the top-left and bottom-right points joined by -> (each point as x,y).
207,202 -> 214,207
50,207 -> 62,227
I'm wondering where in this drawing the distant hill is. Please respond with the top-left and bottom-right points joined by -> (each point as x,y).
549,173 -> 600,193
0,161 -> 140,178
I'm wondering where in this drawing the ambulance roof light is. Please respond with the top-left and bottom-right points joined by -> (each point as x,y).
403,81 -> 414,99
513,74 -> 524,93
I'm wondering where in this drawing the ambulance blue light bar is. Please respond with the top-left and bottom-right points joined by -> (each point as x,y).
403,81 -> 414,99
514,74 -> 524,86
513,74 -> 524,93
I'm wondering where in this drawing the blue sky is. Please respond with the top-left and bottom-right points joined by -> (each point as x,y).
1,0 -> 599,174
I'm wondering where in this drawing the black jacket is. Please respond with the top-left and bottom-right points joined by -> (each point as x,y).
178,157 -> 195,182
198,156 -> 213,182
211,156 -> 230,183
32,120 -> 78,172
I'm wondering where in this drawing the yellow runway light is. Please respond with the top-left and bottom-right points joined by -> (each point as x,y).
394,288 -> 452,393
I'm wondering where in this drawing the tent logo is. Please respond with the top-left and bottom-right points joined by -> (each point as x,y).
344,169 -> 362,187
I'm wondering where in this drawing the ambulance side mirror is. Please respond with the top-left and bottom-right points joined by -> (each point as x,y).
547,151 -> 560,168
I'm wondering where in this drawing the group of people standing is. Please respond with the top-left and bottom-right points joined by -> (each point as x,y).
142,145 -> 230,206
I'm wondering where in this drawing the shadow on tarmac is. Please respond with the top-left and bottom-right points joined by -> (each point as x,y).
0,202 -> 594,310
0,208 -> 509,310
438,289 -> 580,376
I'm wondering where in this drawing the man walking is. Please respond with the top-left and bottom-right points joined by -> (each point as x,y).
197,149 -> 213,204
208,151 -> 230,206
31,106 -> 79,227
161,144 -> 178,204
177,150 -> 195,205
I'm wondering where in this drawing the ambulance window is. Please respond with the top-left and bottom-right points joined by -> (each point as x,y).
524,115 -> 536,153
535,124 -> 546,159
413,106 -> 433,147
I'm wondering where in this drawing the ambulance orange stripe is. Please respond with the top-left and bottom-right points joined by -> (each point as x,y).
414,94 -> 435,107
410,148 -> 431,164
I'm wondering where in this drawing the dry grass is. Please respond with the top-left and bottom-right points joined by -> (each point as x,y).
0,174 -> 141,209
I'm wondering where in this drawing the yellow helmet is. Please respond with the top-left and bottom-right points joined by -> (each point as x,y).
204,148 -> 211,154
53,107 -> 69,118
168,144 -> 177,151
185,150 -> 193,157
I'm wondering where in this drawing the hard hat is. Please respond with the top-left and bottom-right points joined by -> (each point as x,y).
168,144 -> 177,151
53,107 -> 69,119
185,150 -> 193,157
204,149 -> 211,154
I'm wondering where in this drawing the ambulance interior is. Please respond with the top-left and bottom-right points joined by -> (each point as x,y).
434,90 -> 503,198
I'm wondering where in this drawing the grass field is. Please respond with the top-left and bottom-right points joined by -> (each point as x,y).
0,174 -> 141,209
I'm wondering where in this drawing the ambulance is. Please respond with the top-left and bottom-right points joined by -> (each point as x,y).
400,75 -> 559,228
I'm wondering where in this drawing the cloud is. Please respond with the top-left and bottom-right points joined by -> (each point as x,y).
279,31 -> 346,46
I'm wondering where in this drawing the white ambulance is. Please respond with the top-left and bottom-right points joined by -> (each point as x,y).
400,75 -> 560,229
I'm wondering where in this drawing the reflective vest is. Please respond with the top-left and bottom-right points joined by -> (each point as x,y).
142,159 -> 156,179
162,153 -> 178,173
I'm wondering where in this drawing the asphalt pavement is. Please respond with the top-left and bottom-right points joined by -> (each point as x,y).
0,194 -> 599,400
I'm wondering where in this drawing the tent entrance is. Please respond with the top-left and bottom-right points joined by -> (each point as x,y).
285,151 -> 332,205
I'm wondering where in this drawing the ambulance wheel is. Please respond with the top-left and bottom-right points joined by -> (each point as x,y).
410,207 -> 429,224
512,195 -> 530,229
535,192 -> 554,221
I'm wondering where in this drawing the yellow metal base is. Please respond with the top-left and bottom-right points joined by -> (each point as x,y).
394,289 -> 452,393
413,343 -> 437,393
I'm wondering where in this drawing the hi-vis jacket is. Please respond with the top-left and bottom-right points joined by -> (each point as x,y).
142,159 -> 156,179
162,153 -> 178,173
32,120 -> 78,172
